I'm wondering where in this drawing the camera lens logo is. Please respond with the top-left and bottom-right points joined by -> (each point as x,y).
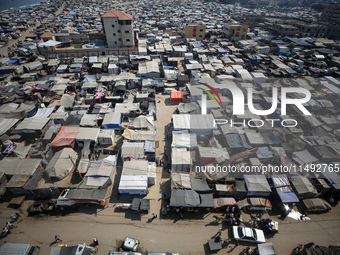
198,83 -> 223,115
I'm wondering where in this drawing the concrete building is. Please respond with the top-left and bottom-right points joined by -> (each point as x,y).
271,24 -> 298,37
185,22 -> 206,39
320,3 -> 340,39
101,10 -> 134,48
223,23 -> 248,41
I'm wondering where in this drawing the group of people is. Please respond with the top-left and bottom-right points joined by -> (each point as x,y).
1,213 -> 19,237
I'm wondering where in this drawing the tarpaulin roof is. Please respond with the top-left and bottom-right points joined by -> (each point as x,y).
122,160 -> 149,175
60,94 -> 75,108
128,115 -> 154,129
0,158 -> 41,176
75,127 -> 100,141
121,142 -> 145,159
45,148 -> 78,180
171,172 -> 191,189
12,117 -> 49,133
292,150 -> 319,165
272,175 -> 299,203
0,118 -> 19,136
258,243 -> 277,255
290,175 -> 318,198
38,40 -> 62,47
244,175 -> 271,193
102,112 -> 121,128
171,132 -> 198,148
170,189 -> 200,207
8,103 -> 36,119
191,177 -> 211,192
51,126 -> 79,147
177,102 -> 199,114
225,133 -> 243,148
80,114 -> 97,127
213,197 -> 236,209
122,129 -> 157,141
199,193 -> 214,207
31,107 -> 54,118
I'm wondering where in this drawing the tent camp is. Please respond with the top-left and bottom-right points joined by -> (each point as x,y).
45,148 -> 78,180
60,94 -> 75,109
51,126 -> 79,147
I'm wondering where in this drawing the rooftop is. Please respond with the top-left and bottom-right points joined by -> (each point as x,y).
101,10 -> 133,20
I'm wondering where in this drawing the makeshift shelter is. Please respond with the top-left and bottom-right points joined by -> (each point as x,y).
51,126 -> 79,147
8,103 -> 36,119
171,131 -> 198,149
12,117 -> 49,134
244,175 -> 272,197
102,112 -> 122,129
31,107 -> 54,118
172,114 -> 216,136
177,102 -> 200,114
292,150 -> 319,165
80,114 -> 97,127
121,142 -> 145,160
60,94 -> 75,109
258,243 -> 277,255
171,172 -> 192,189
123,129 -> 157,141
191,177 -> 211,193
198,146 -> 230,165
75,127 -> 100,142
290,175 -> 318,199
171,148 -> 192,172
98,129 -> 115,145
118,175 -> 148,196
272,175 -> 299,203
170,91 -> 183,103
45,148 -> 78,180
213,197 -> 236,210
170,190 -> 200,207
0,118 -> 19,136
128,116 -> 154,129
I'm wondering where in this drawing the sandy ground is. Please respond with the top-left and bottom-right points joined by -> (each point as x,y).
0,94 -> 339,255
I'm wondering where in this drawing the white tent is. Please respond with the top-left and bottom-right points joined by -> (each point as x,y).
45,148 -> 78,180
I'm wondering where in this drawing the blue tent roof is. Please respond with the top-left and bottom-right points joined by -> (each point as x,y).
77,27 -> 84,30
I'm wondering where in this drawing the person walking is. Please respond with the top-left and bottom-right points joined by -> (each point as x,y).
55,235 -> 62,242
152,212 -> 157,219
217,228 -> 222,236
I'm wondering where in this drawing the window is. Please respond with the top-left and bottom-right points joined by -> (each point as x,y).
125,30 -> 129,33
193,29 -> 196,32
118,30 -> 121,33
199,29 -> 203,32
199,35 -> 202,37
126,39 -> 130,42
113,33 -> 116,36
115,41 -> 117,44
119,38 -> 121,41
112,24 -> 115,28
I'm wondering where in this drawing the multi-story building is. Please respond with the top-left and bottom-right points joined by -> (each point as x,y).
185,22 -> 206,39
271,24 -> 298,37
223,23 -> 248,41
320,3 -> 340,39
101,10 -> 134,48
294,23 -> 328,38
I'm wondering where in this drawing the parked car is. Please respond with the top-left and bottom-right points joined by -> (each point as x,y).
300,198 -> 331,213
232,226 -> 266,243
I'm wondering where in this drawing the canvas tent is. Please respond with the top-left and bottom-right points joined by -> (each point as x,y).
171,172 -> 192,189
170,190 -> 200,207
121,142 -> 145,159
12,117 -> 49,134
0,118 -> 19,136
8,103 -> 36,119
171,131 -> 198,149
128,115 -> 154,129
118,175 -> 148,196
60,94 -> 75,109
80,114 -> 97,127
45,148 -> 78,180
75,127 -> 100,142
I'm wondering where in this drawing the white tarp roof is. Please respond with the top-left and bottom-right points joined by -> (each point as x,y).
0,158 -> 41,175
31,107 -> 54,118
122,160 -> 149,175
172,131 -> 198,148
80,114 -> 97,127
38,40 -> 62,47
121,142 -> 145,159
172,114 -> 216,131
75,127 -> 100,141
60,94 -> 75,108
128,115 -> 154,129
13,117 -> 49,133
102,112 -> 121,127
45,148 -> 78,180
0,118 -> 19,136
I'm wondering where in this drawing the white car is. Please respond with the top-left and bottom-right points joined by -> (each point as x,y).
232,226 -> 266,243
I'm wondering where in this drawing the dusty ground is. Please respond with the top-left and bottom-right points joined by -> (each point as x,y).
0,93 -> 339,255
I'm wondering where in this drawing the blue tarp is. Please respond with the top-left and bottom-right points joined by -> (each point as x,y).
224,134 -> 243,149
276,188 -> 299,203
6,59 -> 18,64
77,27 -> 84,30
272,175 -> 299,203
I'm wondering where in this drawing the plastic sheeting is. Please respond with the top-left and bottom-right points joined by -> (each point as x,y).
80,114 -> 97,127
31,107 -> 54,118
128,116 -> 154,129
0,118 -> 19,136
244,175 -> 271,196
102,112 -> 121,129
76,127 -> 100,141
170,190 -> 200,207
171,172 -> 191,189
13,117 -> 49,133
51,126 -> 79,147
171,148 -> 192,172
121,142 -> 145,159
45,148 -> 78,180
171,132 -> 198,149
60,94 -> 75,108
